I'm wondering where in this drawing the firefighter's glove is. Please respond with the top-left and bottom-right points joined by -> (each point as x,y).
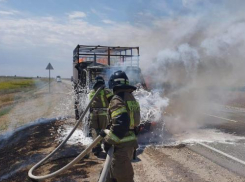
99,130 -> 107,138
134,126 -> 140,135
104,142 -> 112,153
134,123 -> 144,135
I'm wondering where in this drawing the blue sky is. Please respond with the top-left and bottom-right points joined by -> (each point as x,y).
0,0 -> 244,78
1,0 -> 182,21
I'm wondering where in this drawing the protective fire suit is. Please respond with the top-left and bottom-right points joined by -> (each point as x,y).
89,87 -> 113,154
105,86 -> 140,182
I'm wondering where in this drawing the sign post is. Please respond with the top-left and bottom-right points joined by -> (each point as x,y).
46,63 -> 54,93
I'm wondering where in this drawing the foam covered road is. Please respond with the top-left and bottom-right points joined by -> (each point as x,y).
207,107 -> 245,160
188,108 -> 245,178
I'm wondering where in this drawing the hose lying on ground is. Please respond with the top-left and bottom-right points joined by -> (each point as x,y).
28,86 -> 104,181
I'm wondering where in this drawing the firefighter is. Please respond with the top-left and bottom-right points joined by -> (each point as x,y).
104,70 -> 140,182
89,76 -> 113,156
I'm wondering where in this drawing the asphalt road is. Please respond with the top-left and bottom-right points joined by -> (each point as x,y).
189,107 -> 245,177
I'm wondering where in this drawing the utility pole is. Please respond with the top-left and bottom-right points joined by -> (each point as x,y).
46,63 -> 54,93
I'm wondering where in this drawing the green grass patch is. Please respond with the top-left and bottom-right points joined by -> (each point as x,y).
0,106 -> 13,117
0,77 -> 50,95
0,79 -> 35,90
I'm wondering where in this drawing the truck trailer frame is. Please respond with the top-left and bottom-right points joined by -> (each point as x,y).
72,45 -> 146,119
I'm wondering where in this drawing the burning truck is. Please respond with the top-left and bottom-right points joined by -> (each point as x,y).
27,45 -> 167,181
72,45 -> 166,144
72,45 -> 148,120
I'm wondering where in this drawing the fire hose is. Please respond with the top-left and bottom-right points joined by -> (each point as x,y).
28,86 -> 108,181
98,145 -> 114,182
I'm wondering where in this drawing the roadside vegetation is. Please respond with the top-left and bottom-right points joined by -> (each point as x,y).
0,77 -> 49,128
0,77 -> 40,94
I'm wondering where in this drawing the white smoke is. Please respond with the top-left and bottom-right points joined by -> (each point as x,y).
134,88 -> 169,123
152,43 -> 200,86
118,1 -> 245,138
60,0 -> 245,143
61,0 -> 245,144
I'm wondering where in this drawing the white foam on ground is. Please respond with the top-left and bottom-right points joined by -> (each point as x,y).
134,88 -> 245,146
54,87 -> 245,147
174,129 -> 245,144
57,125 -> 93,145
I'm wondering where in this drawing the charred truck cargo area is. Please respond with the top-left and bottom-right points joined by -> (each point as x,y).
73,45 -> 147,120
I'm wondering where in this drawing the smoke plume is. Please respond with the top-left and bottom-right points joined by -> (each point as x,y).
104,0 -> 245,135
139,2 -> 245,134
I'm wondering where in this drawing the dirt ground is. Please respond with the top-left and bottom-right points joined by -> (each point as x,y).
0,119 -> 104,182
1,121 -> 244,182
133,146 -> 244,182
0,80 -> 74,133
0,81 -> 105,181
0,80 -> 245,182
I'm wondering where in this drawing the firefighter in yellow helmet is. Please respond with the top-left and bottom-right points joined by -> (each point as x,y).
104,70 -> 140,182
89,76 -> 113,156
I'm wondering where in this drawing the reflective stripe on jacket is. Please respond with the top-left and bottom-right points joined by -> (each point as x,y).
126,100 -> 140,129
90,112 -> 108,117
107,92 -> 140,144
89,88 -> 113,108
105,130 -> 136,143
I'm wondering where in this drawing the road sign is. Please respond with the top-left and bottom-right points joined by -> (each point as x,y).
46,63 -> 54,93
46,63 -> 54,70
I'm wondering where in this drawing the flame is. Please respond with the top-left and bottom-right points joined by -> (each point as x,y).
97,58 -> 108,65
79,58 -> 86,63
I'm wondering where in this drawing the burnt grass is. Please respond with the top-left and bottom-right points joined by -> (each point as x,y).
0,119 -> 100,182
